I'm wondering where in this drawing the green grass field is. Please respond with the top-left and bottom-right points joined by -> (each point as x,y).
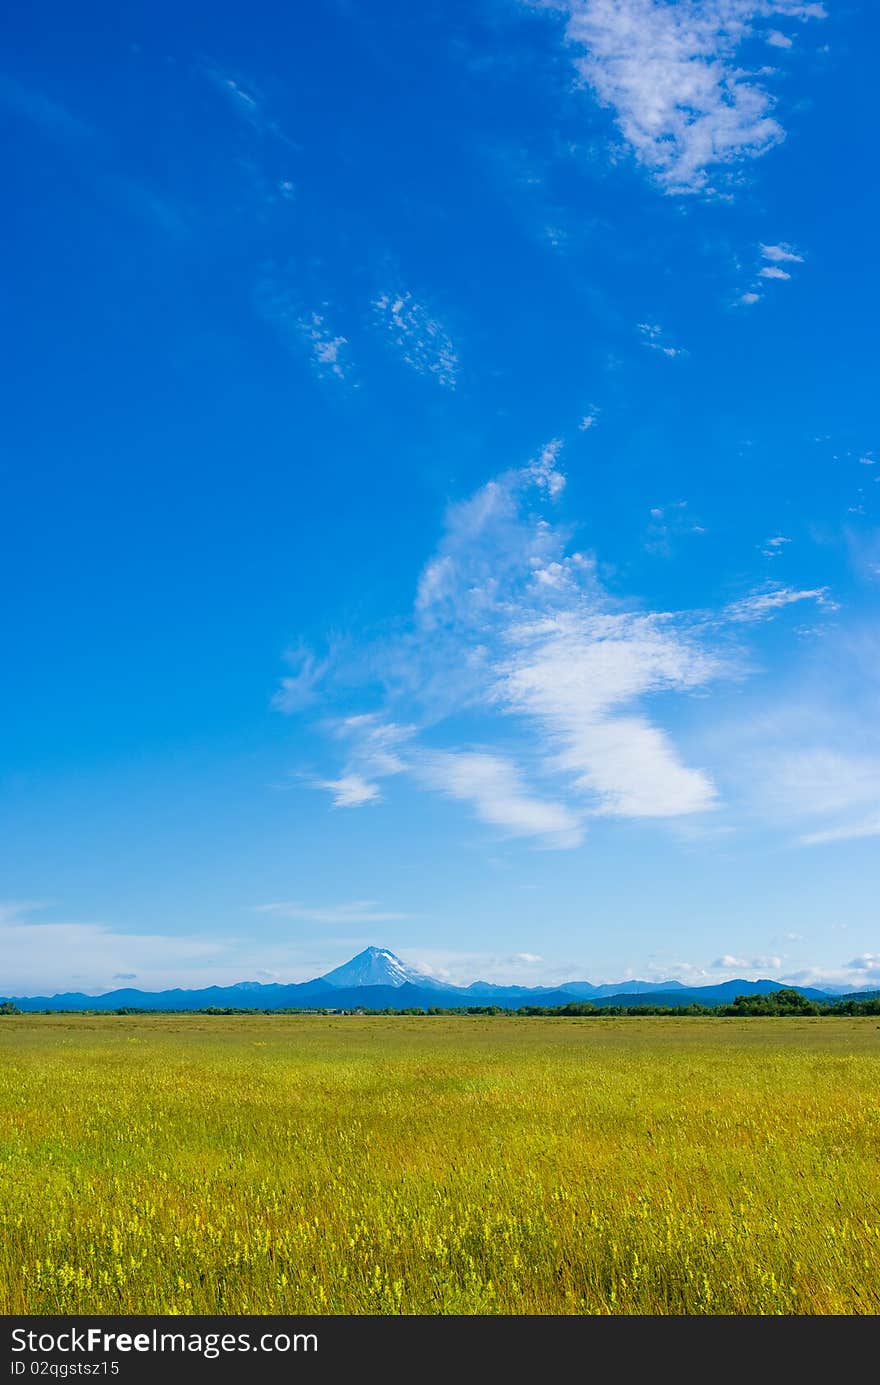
2,1015 -> 879,1314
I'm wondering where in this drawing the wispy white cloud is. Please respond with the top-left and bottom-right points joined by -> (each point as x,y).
293,718 -> 415,814
760,534 -> 791,558
203,65 -> 296,147
528,438 -> 567,496
847,952 -> 880,973
496,611 -> 718,817
0,905 -> 232,996
648,949 -> 880,990
410,451 -> 720,819
711,952 -> 783,971
278,437 -> 845,848
280,439 -> 737,843
396,946 -> 571,987
256,281 -> 355,382
254,900 -> 408,924
298,311 -> 351,380
334,715 -> 413,776
739,239 -> 805,299
372,291 -> 459,388
738,241 -> 804,301
273,646 -> 334,713
318,774 -> 382,807
638,321 -> 684,357
723,584 -> 835,623
713,953 -> 747,969
783,961 -> 880,990
416,750 -> 583,847
320,718 -> 413,808
547,1 -> 827,195
0,74 -> 94,141
801,816 -> 880,846
650,954 -> 880,990
216,72 -> 260,117
760,242 -> 804,263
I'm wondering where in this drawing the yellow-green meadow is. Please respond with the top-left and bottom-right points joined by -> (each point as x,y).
2,1015 -> 879,1314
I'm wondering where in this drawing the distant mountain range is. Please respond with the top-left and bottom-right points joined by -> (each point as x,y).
1,945 -> 861,1012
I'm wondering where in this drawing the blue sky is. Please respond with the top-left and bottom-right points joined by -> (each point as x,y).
2,0 -> 878,995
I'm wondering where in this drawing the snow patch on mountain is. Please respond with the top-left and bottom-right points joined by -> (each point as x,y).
320,946 -> 449,990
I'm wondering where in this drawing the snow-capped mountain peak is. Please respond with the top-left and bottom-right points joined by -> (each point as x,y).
320,946 -> 446,990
